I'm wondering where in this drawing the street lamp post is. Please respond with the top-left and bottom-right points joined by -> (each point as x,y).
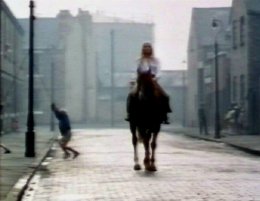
50,57 -> 55,131
182,61 -> 187,127
212,19 -> 222,139
49,46 -> 56,131
110,30 -> 115,127
0,0 -> 3,136
25,0 -> 35,157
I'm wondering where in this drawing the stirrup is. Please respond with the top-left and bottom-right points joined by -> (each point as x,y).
125,114 -> 130,122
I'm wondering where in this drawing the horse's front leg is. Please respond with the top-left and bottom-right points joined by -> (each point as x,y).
150,131 -> 158,171
131,124 -> 141,171
143,131 -> 151,171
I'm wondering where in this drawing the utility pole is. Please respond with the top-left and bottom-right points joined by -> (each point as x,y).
13,18 -> 18,132
13,59 -> 18,132
79,14 -> 88,122
212,19 -> 222,139
214,41 -> 221,139
110,30 -> 115,127
182,70 -> 186,127
0,0 -> 3,135
95,52 -> 99,123
25,0 -> 35,157
50,54 -> 55,131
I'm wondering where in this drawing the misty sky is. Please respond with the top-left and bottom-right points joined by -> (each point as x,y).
6,0 -> 232,70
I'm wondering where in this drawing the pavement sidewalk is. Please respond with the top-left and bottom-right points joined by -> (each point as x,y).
2,124 -> 259,200
21,128 -> 260,201
164,125 -> 260,155
0,126 -> 57,201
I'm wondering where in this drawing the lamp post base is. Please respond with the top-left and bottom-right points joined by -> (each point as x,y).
25,131 -> 35,157
214,134 -> 221,139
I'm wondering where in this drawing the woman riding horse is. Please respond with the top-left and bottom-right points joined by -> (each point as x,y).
125,42 -> 172,124
126,43 -> 172,172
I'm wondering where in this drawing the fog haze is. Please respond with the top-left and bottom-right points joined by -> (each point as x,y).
6,0 -> 232,69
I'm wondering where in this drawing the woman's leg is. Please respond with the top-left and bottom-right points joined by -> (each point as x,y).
125,94 -> 132,121
125,85 -> 138,121
153,81 -> 172,123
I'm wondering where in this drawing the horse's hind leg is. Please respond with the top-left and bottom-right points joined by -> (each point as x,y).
131,124 -> 141,171
150,131 -> 158,171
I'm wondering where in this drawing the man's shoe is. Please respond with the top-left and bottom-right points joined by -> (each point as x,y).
63,152 -> 70,159
73,152 -> 80,159
4,149 -> 11,154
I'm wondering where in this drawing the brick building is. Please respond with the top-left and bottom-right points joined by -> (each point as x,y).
186,7 -> 231,128
0,0 -> 26,133
230,0 -> 260,134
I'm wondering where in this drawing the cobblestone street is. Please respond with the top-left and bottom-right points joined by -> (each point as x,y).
22,128 -> 260,201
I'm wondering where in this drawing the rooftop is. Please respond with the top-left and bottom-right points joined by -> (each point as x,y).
92,12 -> 153,24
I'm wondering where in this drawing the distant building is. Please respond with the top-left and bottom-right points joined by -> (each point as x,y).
19,17 -> 64,124
57,10 -> 96,123
187,7 -> 231,128
19,10 -> 154,125
0,0 -> 26,133
93,15 -> 154,123
230,0 -> 260,134
19,9 -> 96,124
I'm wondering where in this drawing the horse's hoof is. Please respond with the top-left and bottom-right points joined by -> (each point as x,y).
149,165 -> 157,172
144,164 -> 150,171
134,164 -> 142,171
146,165 -> 157,172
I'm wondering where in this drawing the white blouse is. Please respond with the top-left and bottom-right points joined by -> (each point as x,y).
137,58 -> 160,77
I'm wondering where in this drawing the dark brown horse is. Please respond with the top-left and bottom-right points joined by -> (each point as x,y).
128,73 -> 164,171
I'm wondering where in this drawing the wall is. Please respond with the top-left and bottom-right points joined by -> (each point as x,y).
1,1 -> 26,132
230,0 -> 248,108
187,7 -> 231,129
187,20 -> 199,127
247,11 -> 260,133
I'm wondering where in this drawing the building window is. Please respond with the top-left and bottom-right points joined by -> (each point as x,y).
232,20 -> 237,49
240,16 -> 245,46
233,76 -> 237,102
240,75 -> 245,104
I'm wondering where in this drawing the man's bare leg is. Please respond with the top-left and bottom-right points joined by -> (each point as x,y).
0,144 -> 11,154
59,142 -> 71,158
65,146 -> 80,159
